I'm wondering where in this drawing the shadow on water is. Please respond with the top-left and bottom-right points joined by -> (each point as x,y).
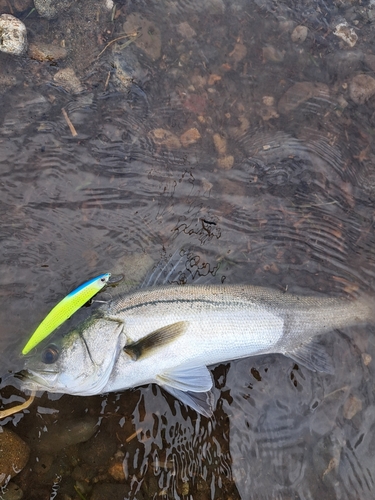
1,0 -> 375,498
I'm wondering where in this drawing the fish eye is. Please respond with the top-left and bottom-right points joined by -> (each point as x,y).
41,345 -> 60,364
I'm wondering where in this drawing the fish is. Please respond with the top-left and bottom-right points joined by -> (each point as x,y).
21,273 -> 111,355
19,283 -> 374,417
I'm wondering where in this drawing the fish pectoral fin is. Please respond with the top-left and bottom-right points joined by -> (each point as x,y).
157,365 -> 213,392
124,321 -> 188,361
162,386 -> 214,418
287,339 -> 334,374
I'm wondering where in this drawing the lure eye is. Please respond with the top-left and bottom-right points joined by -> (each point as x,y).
41,346 -> 59,364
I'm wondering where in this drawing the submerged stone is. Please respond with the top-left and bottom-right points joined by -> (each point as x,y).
0,14 -> 27,56
0,427 -> 30,486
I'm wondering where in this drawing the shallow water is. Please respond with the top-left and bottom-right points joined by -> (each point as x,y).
1,0 -> 375,498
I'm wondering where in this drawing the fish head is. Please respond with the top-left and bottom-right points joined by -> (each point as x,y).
20,317 -> 123,396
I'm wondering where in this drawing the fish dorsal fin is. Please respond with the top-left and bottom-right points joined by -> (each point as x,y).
124,321 -> 188,361
162,386 -> 214,418
287,338 -> 334,374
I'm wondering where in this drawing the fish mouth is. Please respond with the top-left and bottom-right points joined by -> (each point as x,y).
16,369 -> 59,391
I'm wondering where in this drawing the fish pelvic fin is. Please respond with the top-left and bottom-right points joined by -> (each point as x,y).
163,386 -> 214,418
157,365 -> 214,417
124,321 -> 188,361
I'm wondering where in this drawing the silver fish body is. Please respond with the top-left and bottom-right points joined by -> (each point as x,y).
21,284 -> 374,416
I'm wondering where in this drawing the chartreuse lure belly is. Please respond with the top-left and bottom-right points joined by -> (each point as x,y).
22,273 -> 111,355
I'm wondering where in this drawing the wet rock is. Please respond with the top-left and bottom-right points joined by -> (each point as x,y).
278,81 -> 330,114
180,127 -> 201,147
53,67 -> 83,94
0,427 -> 30,486
334,22 -> 358,48
0,14 -> 27,56
0,482 -> 24,500
123,13 -> 161,61
291,25 -> 308,44
34,0 -> 72,19
349,74 -> 375,104
148,128 -> 181,149
37,416 -> 98,453
28,42 -> 67,62
90,483 -> 132,500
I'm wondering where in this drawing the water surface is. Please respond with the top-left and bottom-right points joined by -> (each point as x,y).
1,0 -> 375,498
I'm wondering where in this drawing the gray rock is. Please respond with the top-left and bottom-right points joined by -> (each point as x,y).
36,416 -> 98,453
0,14 -> 27,56
34,0 -> 72,20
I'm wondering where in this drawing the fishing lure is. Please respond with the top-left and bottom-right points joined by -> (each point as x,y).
22,273 -> 111,355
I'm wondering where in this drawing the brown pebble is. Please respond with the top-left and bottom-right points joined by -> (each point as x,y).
213,133 -> 227,155
177,22 -> 196,39
0,428 -> 30,486
349,74 -> 375,105
207,74 -> 222,86
362,352 -> 372,366
180,127 -> 201,147
108,461 -> 126,482
148,128 -> 181,149
291,25 -> 308,44
343,394 -> 362,420
229,43 -> 247,63
29,42 -> 67,62
218,155 -> 234,170
54,68 -> 83,94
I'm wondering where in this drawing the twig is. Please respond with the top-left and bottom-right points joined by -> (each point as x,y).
125,427 -> 143,443
0,390 -> 36,419
97,32 -> 139,59
104,70 -> 111,91
62,108 -> 78,137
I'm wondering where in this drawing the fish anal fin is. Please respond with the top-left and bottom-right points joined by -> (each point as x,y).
287,339 -> 334,374
124,321 -> 188,361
